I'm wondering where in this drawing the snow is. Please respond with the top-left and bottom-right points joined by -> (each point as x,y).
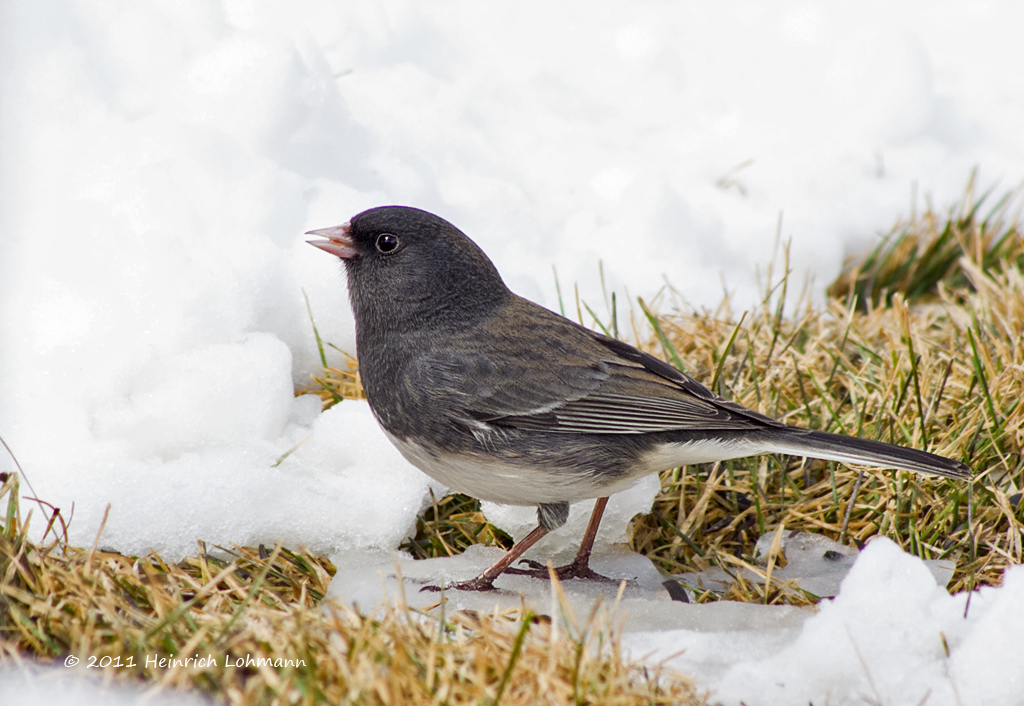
645,539 -> 1024,706
1,1 -> 1023,703
0,666 -> 210,706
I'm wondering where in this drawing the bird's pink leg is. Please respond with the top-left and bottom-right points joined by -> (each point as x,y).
422,524 -> 550,592
506,496 -> 616,582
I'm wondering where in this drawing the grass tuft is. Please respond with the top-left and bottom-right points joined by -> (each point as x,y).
828,173 -> 1024,309
629,258 -> 1023,594
0,473 -> 699,704
399,490 -> 514,559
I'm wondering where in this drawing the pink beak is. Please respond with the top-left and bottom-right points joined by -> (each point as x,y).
306,222 -> 358,259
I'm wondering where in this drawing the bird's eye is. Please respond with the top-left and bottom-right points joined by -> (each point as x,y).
375,233 -> 400,254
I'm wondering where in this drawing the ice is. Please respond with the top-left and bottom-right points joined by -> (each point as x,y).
326,544 -> 811,636
673,529 -> 956,600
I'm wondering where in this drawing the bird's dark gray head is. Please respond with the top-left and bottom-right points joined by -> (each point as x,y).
307,205 -> 511,333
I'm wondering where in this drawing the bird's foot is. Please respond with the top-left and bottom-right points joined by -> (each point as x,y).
505,557 -> 619,583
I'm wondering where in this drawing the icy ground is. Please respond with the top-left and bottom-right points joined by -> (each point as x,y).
2,1 -> 1023,703
329,537 -> 1024,706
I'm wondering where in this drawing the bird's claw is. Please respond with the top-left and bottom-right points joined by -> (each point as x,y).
505,558 -> 620,583
419,577 -> 499,592
512,559 -> 547,571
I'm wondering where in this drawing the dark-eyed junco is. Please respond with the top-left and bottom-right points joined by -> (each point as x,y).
308,206 -> 971,591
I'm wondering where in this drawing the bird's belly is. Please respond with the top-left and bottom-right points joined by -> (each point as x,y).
383,431 -> 764,506
383,432 -> 625,505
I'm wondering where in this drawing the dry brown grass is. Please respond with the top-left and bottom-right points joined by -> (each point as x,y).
299,348 -> 364,409
0,473 -> 700,704
630,259 -> 1023,595
625,184 -> 1023,595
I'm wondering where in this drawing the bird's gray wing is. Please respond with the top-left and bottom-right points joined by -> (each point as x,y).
469,333 -> 782,434
410,306 -> 779,434
406,310 -> 972,480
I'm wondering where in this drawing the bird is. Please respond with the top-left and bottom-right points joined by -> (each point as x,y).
307,206 -> 972,591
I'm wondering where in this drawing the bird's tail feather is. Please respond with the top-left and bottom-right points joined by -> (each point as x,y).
760,428 -> 972,480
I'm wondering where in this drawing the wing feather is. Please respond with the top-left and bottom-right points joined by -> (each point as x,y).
410,297 -> 780,436
483,392 -> 749,433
